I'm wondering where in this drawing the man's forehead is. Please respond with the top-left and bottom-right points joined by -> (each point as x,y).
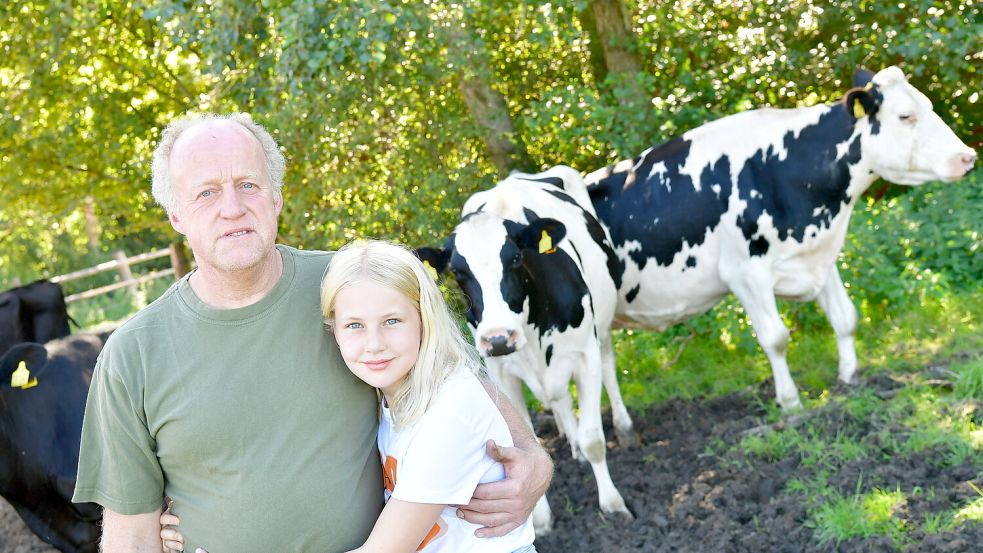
173,120 -> 259,152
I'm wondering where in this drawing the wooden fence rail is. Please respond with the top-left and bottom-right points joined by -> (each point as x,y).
51,243 -> 190,304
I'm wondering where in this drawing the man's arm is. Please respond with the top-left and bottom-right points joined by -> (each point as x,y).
101,507 -> 164,553
457,377 -> 552,537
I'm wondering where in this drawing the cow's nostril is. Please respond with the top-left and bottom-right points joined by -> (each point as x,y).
485,335 -> 515,356
960,152 -> 977,167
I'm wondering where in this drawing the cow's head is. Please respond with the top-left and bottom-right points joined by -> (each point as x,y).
845,66 -> 976,185
0,341 -> 102,553
418,213 -> 567,357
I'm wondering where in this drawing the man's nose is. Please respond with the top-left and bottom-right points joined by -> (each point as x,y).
219,188 -> 248,218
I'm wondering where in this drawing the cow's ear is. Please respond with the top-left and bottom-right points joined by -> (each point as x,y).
518,218 -> 567,254
852,68 -> 875,88
1,343 -> 48,390
843,86 -> 879,119
415,246 -> 450,280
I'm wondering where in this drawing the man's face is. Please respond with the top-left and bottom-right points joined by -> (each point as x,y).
168,121 -> 282,275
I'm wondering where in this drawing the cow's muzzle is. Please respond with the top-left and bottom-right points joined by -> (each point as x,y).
479,329 -> 519,357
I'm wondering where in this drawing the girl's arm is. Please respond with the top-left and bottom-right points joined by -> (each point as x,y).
346,499 -> 445,553
159,501 -> 445,553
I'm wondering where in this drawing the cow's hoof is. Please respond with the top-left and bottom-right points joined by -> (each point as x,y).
778,397 -> 803,412
602,505 -> 635,522
616,428 -> 640,448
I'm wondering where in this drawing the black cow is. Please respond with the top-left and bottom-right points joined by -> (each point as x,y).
585,66 -> 976,410
1,332 -> 110,553
0,280 -> 72,355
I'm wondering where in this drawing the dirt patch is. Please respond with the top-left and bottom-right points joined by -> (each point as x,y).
534,378 -> 983,552
3,376 -> 980,553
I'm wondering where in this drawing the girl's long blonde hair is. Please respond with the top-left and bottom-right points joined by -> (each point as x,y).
320,239 -> 483,429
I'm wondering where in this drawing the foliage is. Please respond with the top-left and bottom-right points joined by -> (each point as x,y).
1,0 -> 978,285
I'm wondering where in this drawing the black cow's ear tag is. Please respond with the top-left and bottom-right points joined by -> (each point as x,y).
11,360 -> 38,389
422,260 -> 439,281
539,230 -> 556,254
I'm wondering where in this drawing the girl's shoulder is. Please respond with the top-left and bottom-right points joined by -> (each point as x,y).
423,367 -> 496,423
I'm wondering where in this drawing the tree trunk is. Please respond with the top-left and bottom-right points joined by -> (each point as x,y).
586,0 -> 647,107
83,195 -> 100,253
590,0 -> 643,76
458,74 -> 529,174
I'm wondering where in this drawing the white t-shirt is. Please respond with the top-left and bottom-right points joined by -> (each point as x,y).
377,368 -> 536,552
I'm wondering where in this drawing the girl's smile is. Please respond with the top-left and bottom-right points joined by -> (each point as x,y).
332,280 -> 423,402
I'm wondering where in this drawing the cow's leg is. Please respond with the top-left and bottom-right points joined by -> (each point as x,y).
570,348 -> 632,518
816,267 -> 859,384
729,273 -> 801,410
542,358 -> 581,460
600,333 -> 637,446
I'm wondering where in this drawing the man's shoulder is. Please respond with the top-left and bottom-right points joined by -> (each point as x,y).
278,244 -> 334,277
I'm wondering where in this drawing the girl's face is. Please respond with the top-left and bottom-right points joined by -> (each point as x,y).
332,279 -> 422,403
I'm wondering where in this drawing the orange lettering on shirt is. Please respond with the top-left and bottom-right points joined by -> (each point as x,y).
382,454 -> 446,551
417,518 -> 446,551
383,455 -> 398,493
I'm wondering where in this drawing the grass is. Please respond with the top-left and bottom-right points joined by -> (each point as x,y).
810,485 -> 910,546
613,288 -> 983,410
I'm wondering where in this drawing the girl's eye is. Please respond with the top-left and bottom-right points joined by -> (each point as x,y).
345,322 -> 363,330
384,318 -> 400,326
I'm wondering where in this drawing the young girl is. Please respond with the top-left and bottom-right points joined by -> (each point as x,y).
161,239 -> 536,553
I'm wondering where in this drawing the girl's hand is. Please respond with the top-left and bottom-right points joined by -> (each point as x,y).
159,501 -> 185,553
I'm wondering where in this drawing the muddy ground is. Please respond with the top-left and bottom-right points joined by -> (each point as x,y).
3,374 -> 980,553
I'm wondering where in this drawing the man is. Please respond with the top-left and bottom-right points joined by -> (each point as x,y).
73,113 -> 551,552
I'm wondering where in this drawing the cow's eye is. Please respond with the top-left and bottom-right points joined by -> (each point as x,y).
899,113 -> 915,123
511,252 -> 523,267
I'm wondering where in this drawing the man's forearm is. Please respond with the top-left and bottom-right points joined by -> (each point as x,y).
101,508 -> 164,553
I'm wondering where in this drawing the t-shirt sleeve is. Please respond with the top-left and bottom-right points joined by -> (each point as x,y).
72,349 -> 164,514
390,388 -> 504,506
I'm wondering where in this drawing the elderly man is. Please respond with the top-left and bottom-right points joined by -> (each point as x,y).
73,113 -> 551,552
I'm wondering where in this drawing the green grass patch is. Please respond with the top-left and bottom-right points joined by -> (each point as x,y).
809,485 -> 909,546
613,288 -> 983,411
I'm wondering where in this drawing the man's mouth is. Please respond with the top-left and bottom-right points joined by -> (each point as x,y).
222,229 -> 252,238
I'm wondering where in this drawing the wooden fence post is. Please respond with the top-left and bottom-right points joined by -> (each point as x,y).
169,241 -> 191,279
114,250 -> 138,298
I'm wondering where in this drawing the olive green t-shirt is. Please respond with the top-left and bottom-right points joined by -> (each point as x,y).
73,245 -> 382,552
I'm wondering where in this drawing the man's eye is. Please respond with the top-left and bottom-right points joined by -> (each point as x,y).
200,190 -> 213,198
242,182 -> 255,189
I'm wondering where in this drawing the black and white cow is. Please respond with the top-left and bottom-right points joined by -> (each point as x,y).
585,66 -> 976,410
419,166 -> 635,532
1,332 -> 111,553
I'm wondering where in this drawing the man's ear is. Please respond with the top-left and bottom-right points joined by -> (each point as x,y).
273,191 -> 284,215
169,210 -> 186,235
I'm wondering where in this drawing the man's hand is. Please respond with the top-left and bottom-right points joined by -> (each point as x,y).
456,439 -> 552,538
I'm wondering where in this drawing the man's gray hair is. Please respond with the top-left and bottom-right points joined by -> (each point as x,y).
150,112 -> 286,214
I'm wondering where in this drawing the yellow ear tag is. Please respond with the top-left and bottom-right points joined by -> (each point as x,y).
539,230 -> 555,254
853,97 -> 866,118
422,260 -> 439,281
11,360 -> 38,389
